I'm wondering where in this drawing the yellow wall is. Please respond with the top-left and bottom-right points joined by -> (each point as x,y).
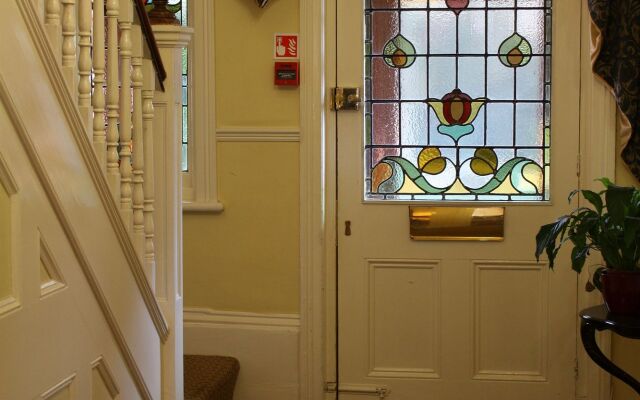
183,0 -> 301,314
184,142 -> 300,313
0,182 -> 11,301
612,125 -> 640,400
215,0 -> 300,128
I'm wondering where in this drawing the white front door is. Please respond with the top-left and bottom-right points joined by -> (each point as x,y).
335,1 -> 581,399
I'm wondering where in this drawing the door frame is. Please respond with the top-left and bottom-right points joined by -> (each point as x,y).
298,1 -> 616,399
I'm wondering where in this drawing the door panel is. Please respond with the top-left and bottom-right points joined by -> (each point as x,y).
336,1 -> 581,399
367,259 -> 440,379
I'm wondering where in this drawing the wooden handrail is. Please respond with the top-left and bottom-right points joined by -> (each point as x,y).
134,0 -> 166,91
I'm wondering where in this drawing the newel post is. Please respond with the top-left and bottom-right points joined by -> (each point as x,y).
151,24 -> 193,399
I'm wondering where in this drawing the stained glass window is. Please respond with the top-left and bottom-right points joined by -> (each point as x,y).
365,0 -> 552,201
179,0 -> 189,172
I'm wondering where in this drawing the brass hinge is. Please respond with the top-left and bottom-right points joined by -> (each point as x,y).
331,87 -> 361,111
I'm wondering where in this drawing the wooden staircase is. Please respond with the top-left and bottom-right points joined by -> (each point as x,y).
0,0 -> 188,398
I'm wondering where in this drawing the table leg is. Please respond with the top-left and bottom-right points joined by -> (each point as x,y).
581,320 -> 640,395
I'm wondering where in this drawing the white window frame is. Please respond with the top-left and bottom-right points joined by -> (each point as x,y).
182,0 -> 223,213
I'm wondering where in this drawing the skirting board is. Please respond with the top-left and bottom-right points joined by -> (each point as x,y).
183,307 -> 301,400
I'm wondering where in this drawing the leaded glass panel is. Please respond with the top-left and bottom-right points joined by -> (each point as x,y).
365,0 -> 552,201
180,0 -> 189,172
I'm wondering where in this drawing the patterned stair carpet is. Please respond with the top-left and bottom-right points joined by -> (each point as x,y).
184,355 -> 240,400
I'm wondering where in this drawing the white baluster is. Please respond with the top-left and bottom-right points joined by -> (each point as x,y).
92,0 -> 107,170
142,58 -> 156,290
106,0 -> 121,200
61,0 -> 76,86
118,0 -> 133,231
77,0 -> 92,131
45,0 -> 62,59
45,0 -> 61,25
132,23 -> 145,257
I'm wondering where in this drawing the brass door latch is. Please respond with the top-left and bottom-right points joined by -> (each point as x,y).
331,87 -> 361,111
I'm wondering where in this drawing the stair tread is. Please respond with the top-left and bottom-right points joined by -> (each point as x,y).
184,355 -> 240,400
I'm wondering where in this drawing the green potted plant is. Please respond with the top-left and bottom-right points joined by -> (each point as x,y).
535,178 -> 640,316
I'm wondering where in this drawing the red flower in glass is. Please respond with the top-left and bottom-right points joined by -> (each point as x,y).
446,0 -> 469,15
442,89 -> 473,125
427,89 -> 486,142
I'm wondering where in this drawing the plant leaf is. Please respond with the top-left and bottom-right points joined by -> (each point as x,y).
535,217 -> 569,268
605,185 -> 634,225
535,224 -> 554,261
568,189 -> 580,203
581,190 -> 603,215
624,219 -> 638,248
571,245 -> 589,273
596,177 -> 614,188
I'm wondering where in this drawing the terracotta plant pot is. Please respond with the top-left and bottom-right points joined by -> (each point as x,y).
601,269 -> 640,316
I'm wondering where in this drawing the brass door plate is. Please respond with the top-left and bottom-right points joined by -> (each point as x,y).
409,207 -> 505,241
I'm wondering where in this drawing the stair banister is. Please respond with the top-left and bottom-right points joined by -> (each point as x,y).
31,2 -> 191,397
119,0 -> 134,231
105,0 -> 121,202
77,0 -> 91,129
91,0 -> 107,169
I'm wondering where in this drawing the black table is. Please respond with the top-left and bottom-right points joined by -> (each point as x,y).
580,305 -> 640,395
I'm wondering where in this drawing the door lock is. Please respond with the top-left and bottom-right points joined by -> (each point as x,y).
332,87 -> 361,111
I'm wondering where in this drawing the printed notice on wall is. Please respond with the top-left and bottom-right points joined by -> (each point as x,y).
274,34 -> 299,59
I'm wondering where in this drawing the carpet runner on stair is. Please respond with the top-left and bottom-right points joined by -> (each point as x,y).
184,355 -> 240,400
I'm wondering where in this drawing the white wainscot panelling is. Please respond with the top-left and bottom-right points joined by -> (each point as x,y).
91,357 -> 119,400
41,373 -> 76,400
39,231 -> 66,298
367,259 -> 441,379
0,151 -> 19,316
184,308 -> 301,400
473,261 -> 549,381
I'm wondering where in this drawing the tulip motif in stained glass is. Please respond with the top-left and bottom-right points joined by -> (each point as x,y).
446,0 -> 469,15
427,89 -> 486,142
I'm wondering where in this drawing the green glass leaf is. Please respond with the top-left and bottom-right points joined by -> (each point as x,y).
383,34 -> 416,69
498,33 -> 532,68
